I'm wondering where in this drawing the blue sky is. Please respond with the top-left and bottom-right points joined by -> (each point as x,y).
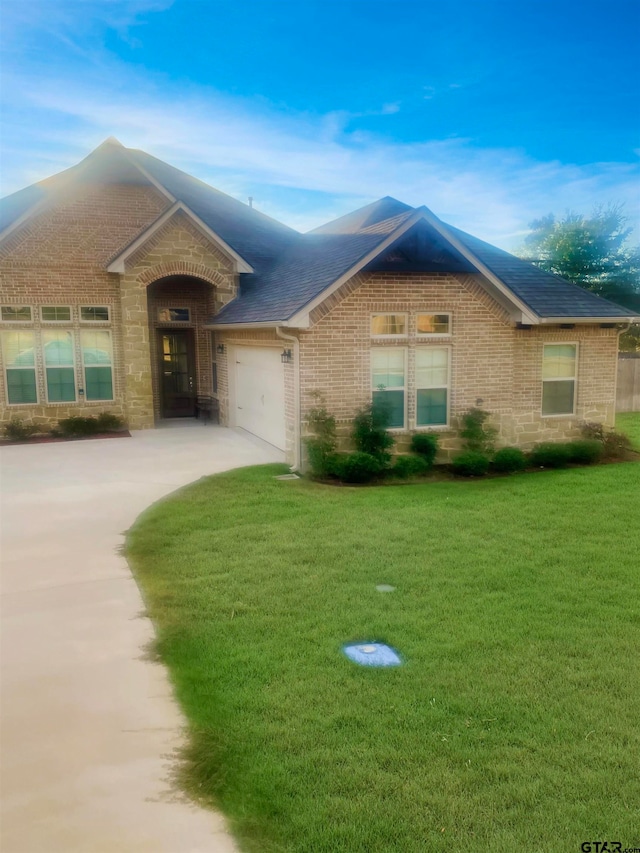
1,0 -> 639,248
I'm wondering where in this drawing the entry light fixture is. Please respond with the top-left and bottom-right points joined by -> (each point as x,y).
281,348 -> 293,364
216,343 -> 225,354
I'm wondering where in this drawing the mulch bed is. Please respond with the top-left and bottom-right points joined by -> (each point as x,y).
0,431 -> 131,447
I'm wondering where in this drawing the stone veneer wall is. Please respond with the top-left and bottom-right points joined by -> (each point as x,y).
297,271 -> 619,459
0,183 -> 169,427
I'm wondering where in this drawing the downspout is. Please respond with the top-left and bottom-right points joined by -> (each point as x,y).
275,326 -> 301,471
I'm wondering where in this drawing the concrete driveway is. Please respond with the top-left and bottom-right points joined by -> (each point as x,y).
0,424 -> 283,853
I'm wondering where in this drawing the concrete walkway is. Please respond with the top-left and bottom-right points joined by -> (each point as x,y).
0,425 -> 284,853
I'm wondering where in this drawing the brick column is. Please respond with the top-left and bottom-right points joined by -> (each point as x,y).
120,274 -> 155,429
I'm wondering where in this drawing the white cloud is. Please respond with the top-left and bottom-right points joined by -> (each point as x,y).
1,51 -> 638,250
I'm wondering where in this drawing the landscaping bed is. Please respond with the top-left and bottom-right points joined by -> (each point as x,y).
127,446 -> 640,853
1,413 -> 129,446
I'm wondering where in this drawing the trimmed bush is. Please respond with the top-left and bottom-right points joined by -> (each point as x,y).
602,430 -> 632,460
3,418 -> 40,441
391,455 -> 430,479
409,433 -> 439,467
492,446 -> 527,474
529,442 -> 572,468
95,412 -> 125,432
451,451 -> 490,477
333,452 -> 383,484
304,396 -> 338,478
57,416 -> 101,438
567,439 -> 603,465
352,400 -> 394,464
581,421 -> 605,442
460,408 -> 497,455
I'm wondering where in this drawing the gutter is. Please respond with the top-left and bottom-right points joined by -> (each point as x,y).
275,326 -> 301,471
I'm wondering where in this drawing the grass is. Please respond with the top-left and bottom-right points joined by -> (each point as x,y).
127,428 -> 640,853
617,412 -> 640,450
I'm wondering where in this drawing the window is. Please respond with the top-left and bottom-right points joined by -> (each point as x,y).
157,307 -> 190,323
371,314 -> 407,337
41,306 -> 72,322
210,333 -> 218,395
81,330 -> 113,400
80,306 -> 110,322
2,331 -> 37,403
42,330 -> 76,402
542,344 -> 577,415
371,348 -> 405,428
1,306 -> 32,322
417,313 -> 450,336
416,347 -> 449,426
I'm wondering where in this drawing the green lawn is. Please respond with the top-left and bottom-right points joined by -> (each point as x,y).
127,440 -> 640,853
617,411 -> 640,450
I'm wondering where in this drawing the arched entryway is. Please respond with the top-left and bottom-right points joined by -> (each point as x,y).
146,276 -> 216,420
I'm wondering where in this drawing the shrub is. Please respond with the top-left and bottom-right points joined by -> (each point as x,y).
602,430 -> 632,460
529,442 -> 572,468
581,421 -> 606,442
333,452 -> 383,484
95,412 -> 125,432
391,455 -> 430,479
352,399 -> 394,465
567,439 -> 603,465
492,446 -> 527,474
451,451 -> 490,477
409,433 -> 439,467
3,418 -> 40,441
57,416 -> 101,438
460,408 -> 497,455
304,395 -> 338,478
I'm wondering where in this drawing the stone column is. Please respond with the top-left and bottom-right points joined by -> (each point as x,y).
120,274 -> 155,429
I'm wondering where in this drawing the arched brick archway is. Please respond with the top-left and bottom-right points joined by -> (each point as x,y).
137,261 -> 228,290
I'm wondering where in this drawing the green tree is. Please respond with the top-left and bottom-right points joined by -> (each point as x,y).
520,205 -> 640,350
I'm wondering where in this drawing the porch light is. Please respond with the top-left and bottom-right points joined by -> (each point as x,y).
281,348 -> 293,364
216,343 -> 225,354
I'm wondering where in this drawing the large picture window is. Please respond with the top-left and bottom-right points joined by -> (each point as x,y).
43,330 -> 76,402
2,331 -> 38,404
371,348 -> 406,428
81,330 -> 113,401
542,344 -> 577,416
416,347 -> 449,426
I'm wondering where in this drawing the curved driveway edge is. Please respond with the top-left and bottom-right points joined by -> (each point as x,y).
1,425 -> 284,853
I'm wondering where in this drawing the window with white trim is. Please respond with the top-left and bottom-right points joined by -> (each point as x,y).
371,314 -> 407,337
371,347 -> 406,428
1,306 -> 32,322
542,344 -> 577,415
41,306 -> 72,322
2,331 -> 38,404
416,313 -> 450,336
81,330 -> 114,400
416,347 -> 449,426
80,306 -> 110,322
43,330 -> 76,402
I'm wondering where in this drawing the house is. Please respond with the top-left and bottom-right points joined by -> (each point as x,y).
1,138 -> 637,465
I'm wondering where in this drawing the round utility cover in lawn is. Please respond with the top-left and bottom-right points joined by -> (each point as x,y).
343,643 -> 402,667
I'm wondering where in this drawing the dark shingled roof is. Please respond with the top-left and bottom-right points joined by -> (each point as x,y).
1,144 -> 636,323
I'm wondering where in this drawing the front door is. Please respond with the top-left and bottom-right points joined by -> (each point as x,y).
159,330 -> 196,417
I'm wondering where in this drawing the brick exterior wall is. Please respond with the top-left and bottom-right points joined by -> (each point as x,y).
296,271 -> 619,460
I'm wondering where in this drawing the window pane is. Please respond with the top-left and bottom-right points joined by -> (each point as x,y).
2,331 -> 35,366
41,306 -> 71,322
542,380 -> 575,415
371,349 -> 404,389
85,367 -> 113,400
80,306 -> 109,322
6,369 -> 37,403
81,330 -> 112,365
415,348 -> 448,387
373,389 -> 404,428
417,388 -> 447,426
542,345 -> 576,379
1,306 -> 32,322
417,314 -> 450,335
43,330 -> 74,366
46,367 -> 76,402
158,307 -> 190,322
371,315 -> 406,336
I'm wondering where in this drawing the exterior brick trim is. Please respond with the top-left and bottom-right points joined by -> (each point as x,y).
137,262 -> 228,289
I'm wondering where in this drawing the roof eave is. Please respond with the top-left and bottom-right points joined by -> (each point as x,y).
538,315 -> 640,324
206,319 -> 309,330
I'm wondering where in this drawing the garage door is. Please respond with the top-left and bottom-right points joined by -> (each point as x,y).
235,347 -> 286,450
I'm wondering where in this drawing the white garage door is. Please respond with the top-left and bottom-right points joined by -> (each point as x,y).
235,347 -> 286,450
